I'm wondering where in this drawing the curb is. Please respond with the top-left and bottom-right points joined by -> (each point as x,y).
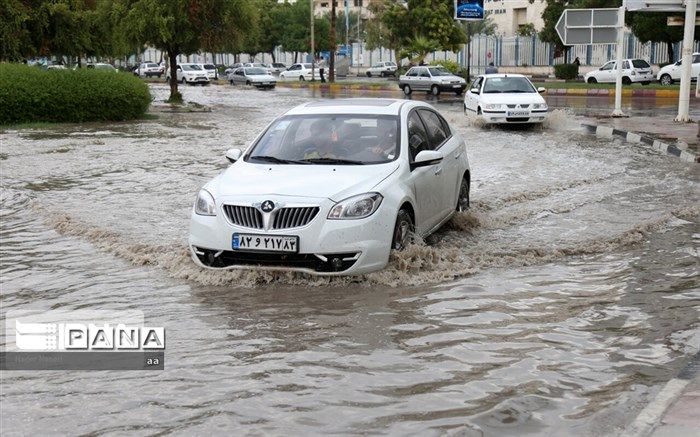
276,82 -> 399,93
620,351 -> 700,437
582,123 -> 699,163
548,88 -> 683,98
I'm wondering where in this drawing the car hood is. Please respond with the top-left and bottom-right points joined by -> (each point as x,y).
479,92 -> 545,104
211,161 -> 400,202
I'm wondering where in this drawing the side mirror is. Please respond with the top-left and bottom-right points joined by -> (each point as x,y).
225,148 -> 242,163
537,87 -> 545,93
410,150 -> 443,170
470,87 -> 480,94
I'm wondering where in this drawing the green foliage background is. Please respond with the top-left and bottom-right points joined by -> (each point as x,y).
0,64 -> 152,124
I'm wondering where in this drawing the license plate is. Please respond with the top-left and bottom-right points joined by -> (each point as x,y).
261,82 -> 269,85
232,233 -> 299,253
507,110 -> 530,117
453,85 -> 461,88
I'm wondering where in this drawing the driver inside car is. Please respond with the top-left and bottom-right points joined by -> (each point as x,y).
303,120 -> 342,159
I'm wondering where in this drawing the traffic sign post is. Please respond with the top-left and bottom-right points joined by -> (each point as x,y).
555,7 -> 627,117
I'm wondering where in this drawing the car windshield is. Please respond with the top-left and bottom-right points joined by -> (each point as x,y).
182,65 -> 202,71
428,67 -> 452,76
273,63 -> 286,68
95,64 -> 116,71
246,68 -> 267,75
386,62 -> 397,66
301,63 -> 312,69
147,63 -> 158,68
203,64 -> 216,69
483,77 -> 536,93
631,60 -> 650,68
248,114 -> 400,165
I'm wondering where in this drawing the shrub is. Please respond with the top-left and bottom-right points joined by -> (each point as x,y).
0,64 -> 152,125
553,63 -> 579,80
429,59 -> 461,74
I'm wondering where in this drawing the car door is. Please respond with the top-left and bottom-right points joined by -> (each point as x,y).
417,109 -> 460,218
465,76 -> 483,113
598,61 -> 615,82
418,68 -> 432,90
405,110 -> 443,233
176,65 -> 183,81
233,69 -> 246,84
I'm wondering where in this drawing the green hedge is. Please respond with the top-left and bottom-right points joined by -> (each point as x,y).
554,63 -> 579,80
0,64 -> 152,125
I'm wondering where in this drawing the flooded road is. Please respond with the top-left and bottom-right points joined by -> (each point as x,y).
1,84 -> 698,435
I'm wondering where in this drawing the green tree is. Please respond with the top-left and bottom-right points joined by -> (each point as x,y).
364,0 -> 406,63
115,0 -> 256,103
625,11 -> 698,63
517,23 -> 537,37
0,0 -> 34,61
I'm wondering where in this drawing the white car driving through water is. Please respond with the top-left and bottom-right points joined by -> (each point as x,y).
464,74 -> 548,124
189,99 -> 471,275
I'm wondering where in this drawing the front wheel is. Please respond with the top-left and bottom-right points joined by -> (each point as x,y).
299,76 -> 305,81
392,209 -> 414,251
366,71 -> 372,77
181,78 -> 186,85
431,85 -> 440,96
587,77 -> 597,84
456,177 -> 470,212
660,74 -> 673,86
622,76 -> 632,85
403,85 -> 412,95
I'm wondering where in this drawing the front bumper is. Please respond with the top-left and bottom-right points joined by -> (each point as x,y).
252,81 -> 277,88
188,195 -> 394,275
481,109 -> 548,124
437,83 -> 467,92
185,76 -> 210,84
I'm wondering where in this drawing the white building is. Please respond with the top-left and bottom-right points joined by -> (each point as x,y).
484,0 -> 547,37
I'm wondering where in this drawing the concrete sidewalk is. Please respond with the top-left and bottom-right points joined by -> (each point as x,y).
650,375 -> 700,437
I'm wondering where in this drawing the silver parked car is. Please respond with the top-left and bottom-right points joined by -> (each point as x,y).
398,66 -> 467,96
227,67 -> 277,88
269,62 -> 287,75
366,61 -> 397,77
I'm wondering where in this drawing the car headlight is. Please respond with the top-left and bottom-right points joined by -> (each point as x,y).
194,189 -> 216,216
328,193 -> 383,220
482,103 -> 503,110
532,103 -> 548,110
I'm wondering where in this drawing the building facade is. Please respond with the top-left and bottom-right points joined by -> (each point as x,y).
484,0 -> 546,37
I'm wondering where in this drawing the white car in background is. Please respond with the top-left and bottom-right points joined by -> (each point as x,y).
464,74 -> 548,124
227,67 -> 276,88
366,61 -> 398,77
198,63 -> 218,80
657,52 -> 700,85
137,62 -> 164,77
189,99 -> 471,276
243,62 -> 272,75
584,58 -> 654,85
269,63 -> 288,75
278,63 -> 322,81
166,63 -> 210,85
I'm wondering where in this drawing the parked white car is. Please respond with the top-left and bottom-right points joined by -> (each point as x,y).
464,74 -> 548,124
366,61 -> 398,77
398,66 -> 467,96
198,63 -> 218,80
137,62 -> 164,77
189,99 -> 471,275
269,62 -> 288,75
166,63 -> 210,85
243,62 -> 272,75
657,52 -> 700,85
278,63 -> 322,81
584,58 -> 654,85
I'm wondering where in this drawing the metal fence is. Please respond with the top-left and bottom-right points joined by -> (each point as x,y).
135,32 -> 699,71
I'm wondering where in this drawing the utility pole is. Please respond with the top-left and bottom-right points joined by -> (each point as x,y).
329,0 -> 336,82
611,1 -> 626,117
675,0 -> 697,122
310,0 -> 316,82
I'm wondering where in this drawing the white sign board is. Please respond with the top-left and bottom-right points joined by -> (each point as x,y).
555,8 -> 621,45
627,0 -> 699,12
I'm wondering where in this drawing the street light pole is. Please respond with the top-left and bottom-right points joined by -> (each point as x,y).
310,0 -> 315,82
612,1 -> 626,117
675,0 -> 697,122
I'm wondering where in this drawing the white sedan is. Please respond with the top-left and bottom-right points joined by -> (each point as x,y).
278,63 -> 322,81
464,74 -> 548,124
189,99 -> 471,275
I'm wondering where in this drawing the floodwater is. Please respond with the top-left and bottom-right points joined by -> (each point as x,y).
1,84 -> 698,435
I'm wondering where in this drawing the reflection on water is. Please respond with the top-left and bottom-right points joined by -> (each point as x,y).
1,84 -> 698,435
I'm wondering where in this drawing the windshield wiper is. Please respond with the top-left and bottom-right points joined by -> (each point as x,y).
482,90 -> 502,93
504,90 -> 529,93
298,157 -> 365,165
250,155 -> 308,164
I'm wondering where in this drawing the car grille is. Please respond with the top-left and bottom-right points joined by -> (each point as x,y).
223,205 -> 263,229
194,248 -> 359,272
273,207 -> 319,229
506,117 -> 530,122
223,205 -> 319,230
507,104 -> 530,109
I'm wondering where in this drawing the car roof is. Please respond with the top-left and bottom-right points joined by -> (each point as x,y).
481,73 -> 528,78
285,99 -> 424,116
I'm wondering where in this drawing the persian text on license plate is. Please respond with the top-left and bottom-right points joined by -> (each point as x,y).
507,110 -> 530,117
232,233 -> 298,253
